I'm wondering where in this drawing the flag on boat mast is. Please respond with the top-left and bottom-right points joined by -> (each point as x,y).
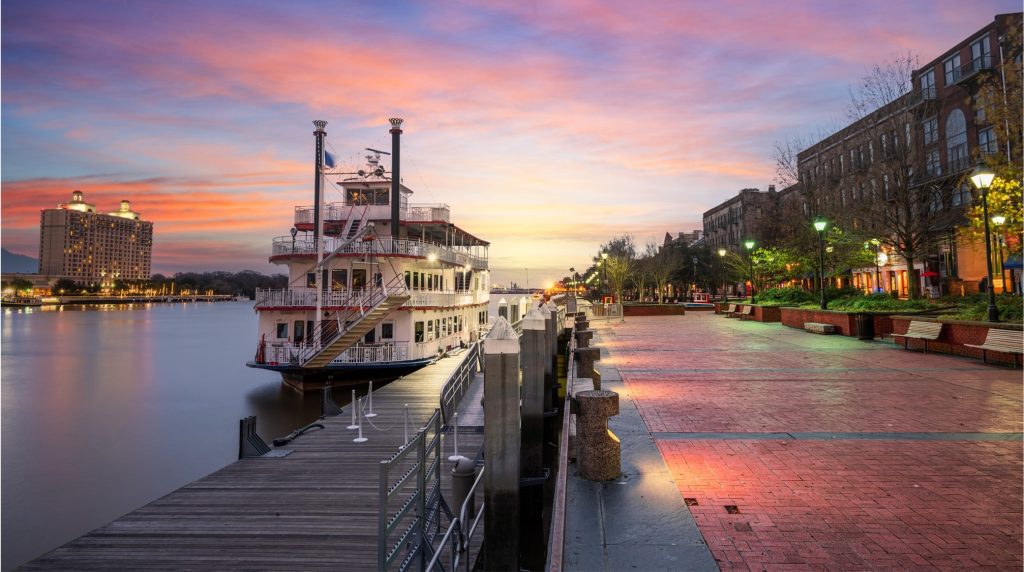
324,150 -> 337,170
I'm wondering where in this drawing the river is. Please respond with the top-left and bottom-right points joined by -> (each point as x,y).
0,301 -> 353,570
0,295 -> 537,569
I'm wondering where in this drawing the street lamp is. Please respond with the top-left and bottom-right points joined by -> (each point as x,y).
969,165 -> 999,322
601,250 -> 609,301
992,215 -> 1007,295
813,217 -> 828,309
718,248 -> 727,303
290,227 -> 298,253
743,239 -> 755,304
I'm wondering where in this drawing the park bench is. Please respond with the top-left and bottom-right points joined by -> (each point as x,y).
738,305 -> 754,320
721,303 -> 737,316
895,320 -> 943,352
965,328 -> 1023,367
804,322 -> 836,335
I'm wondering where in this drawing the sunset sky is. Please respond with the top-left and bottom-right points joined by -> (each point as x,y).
2,0 -> 1017,287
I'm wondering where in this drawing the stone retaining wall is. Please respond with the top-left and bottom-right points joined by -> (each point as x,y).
623,304 -> 686,317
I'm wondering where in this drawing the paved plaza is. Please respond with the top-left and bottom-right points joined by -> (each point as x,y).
594,313 -> 1022,571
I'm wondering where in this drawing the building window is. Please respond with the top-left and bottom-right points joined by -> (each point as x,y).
920,69 -> 936,99
951,183 -> 972,207
978,127 -> 997,155
922,117 -> 938,146
925,150 -> 941,177
970,36 -> 991,71
945,109 -> 968,173
943,53 -> 961,85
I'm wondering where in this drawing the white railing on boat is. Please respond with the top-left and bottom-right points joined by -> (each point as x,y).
270,236 -> 487,270
294,202 -> 449,225
254,288 -> 488,309
259,340 -> 454,366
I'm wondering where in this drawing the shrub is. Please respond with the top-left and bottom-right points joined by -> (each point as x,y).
754,287 -> 816,307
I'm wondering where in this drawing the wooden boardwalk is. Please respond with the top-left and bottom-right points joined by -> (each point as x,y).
23,353 -> 484,571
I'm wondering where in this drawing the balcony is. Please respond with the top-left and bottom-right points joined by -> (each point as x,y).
907,86 -> 937,109
269,236 -> 488,270
955,56 -> 993,85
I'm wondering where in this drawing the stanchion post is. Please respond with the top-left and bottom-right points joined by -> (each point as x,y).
483,317 -> 520,571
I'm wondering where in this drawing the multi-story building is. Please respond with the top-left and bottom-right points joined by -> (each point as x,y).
39,191 -> 154,285
663,229 -> 703,248
793,12 -> 1020,297
702,185 -> 778,252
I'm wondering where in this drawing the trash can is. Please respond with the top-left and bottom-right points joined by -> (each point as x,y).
855,313 -> 875,340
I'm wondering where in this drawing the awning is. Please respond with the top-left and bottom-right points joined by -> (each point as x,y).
1004,253 -> 1022,269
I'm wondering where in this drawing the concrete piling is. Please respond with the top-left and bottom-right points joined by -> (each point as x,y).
483,317 -> 520,571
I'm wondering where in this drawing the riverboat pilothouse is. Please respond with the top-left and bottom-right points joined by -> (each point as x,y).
248,118 -> 490,390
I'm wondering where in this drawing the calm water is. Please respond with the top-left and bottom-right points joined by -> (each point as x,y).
0,301 -> 354,570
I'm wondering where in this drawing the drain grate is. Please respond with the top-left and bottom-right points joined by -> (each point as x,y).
684,498 -> 699,506
724,505 -> 740,514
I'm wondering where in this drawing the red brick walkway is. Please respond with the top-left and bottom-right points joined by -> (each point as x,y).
598,314 -> 1022,571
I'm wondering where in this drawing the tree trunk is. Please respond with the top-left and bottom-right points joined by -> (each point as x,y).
904,251 -> 918,299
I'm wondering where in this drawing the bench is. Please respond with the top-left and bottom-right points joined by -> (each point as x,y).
737,305 -> 754,320
896,321 -> 943,352
804,322 -> 836,335
721,303 -> 737,316
965,328 -> 1023,367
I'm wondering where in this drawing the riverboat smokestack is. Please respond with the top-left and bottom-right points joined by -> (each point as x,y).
389,118 -> 403,240
313,120 -> 327,248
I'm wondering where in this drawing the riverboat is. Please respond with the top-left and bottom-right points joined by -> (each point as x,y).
247,119 -> 490,390
1,295 -> 44,307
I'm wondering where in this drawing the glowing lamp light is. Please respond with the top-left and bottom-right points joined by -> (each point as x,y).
744,240 -> 755,250
813,217 -> 827,232
601,251 -> 608,260
427,253 -> 438,262
718,248 -> 726,257
992,215 -> 1006,226
970,165 -> 995,190
877,252 -> 889,266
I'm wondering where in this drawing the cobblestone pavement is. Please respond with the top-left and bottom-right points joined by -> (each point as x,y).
595,313 -> 1022,571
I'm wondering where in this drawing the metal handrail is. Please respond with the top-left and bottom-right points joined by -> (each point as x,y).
546,319 -> 577,572
270,235 -> 488,269
426,466 -> 486,572
439,343 -> 481,424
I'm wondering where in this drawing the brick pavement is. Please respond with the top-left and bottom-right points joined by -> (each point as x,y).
595,313 -> 1022,571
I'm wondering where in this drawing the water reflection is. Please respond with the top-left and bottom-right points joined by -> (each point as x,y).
2,301 -> 392,569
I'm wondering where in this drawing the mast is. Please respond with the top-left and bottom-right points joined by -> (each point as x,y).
389,118 -> 403,241
313,120 -> 327,333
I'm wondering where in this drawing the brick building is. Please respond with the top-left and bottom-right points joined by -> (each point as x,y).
701,186 -> 778,253
39,191 -> 154,285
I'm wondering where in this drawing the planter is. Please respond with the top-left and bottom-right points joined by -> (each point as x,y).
780,308 -> 858,336
890,316 -> 1022,365
753,306 -> 782,323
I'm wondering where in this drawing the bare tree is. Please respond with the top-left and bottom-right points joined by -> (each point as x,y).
647,241 -> 675,303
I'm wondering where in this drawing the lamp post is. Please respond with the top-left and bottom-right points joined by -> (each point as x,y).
992,215 -> 1006,295
814,217 -> 828,310
601,250 -> 608,301
743,239 -> 755,304
718,248 -> 727,303
970,165 -> 999,322
290,227 -> 298,253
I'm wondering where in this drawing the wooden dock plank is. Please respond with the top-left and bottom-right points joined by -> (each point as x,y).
22,352 -> 484,570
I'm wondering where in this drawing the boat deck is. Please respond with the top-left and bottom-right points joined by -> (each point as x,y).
23,354 -> 483,570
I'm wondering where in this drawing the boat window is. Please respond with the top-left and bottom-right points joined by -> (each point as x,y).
331,269 -> 348,292
405,271 -> 411,288
381,322 -> 394,340
374,273 -> 382,287
427,274 -> 433,290
364,329 -> 375,344
352,269 -> 367,290
306,272 -> 316,288
427,319 -> 434,341
415,321 -> 424,342
435,319 -> 440,337
374,188 -> 389,205
276,323 -> 288,339
413,272 -> 420,289
294,320 -> 305,342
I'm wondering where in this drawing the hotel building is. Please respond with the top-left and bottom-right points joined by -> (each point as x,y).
38,191 -> 154,285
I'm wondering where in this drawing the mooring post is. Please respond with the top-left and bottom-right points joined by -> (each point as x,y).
545,301 -> 560,408
575,346 -> 602,390
483,317 -> 520,571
